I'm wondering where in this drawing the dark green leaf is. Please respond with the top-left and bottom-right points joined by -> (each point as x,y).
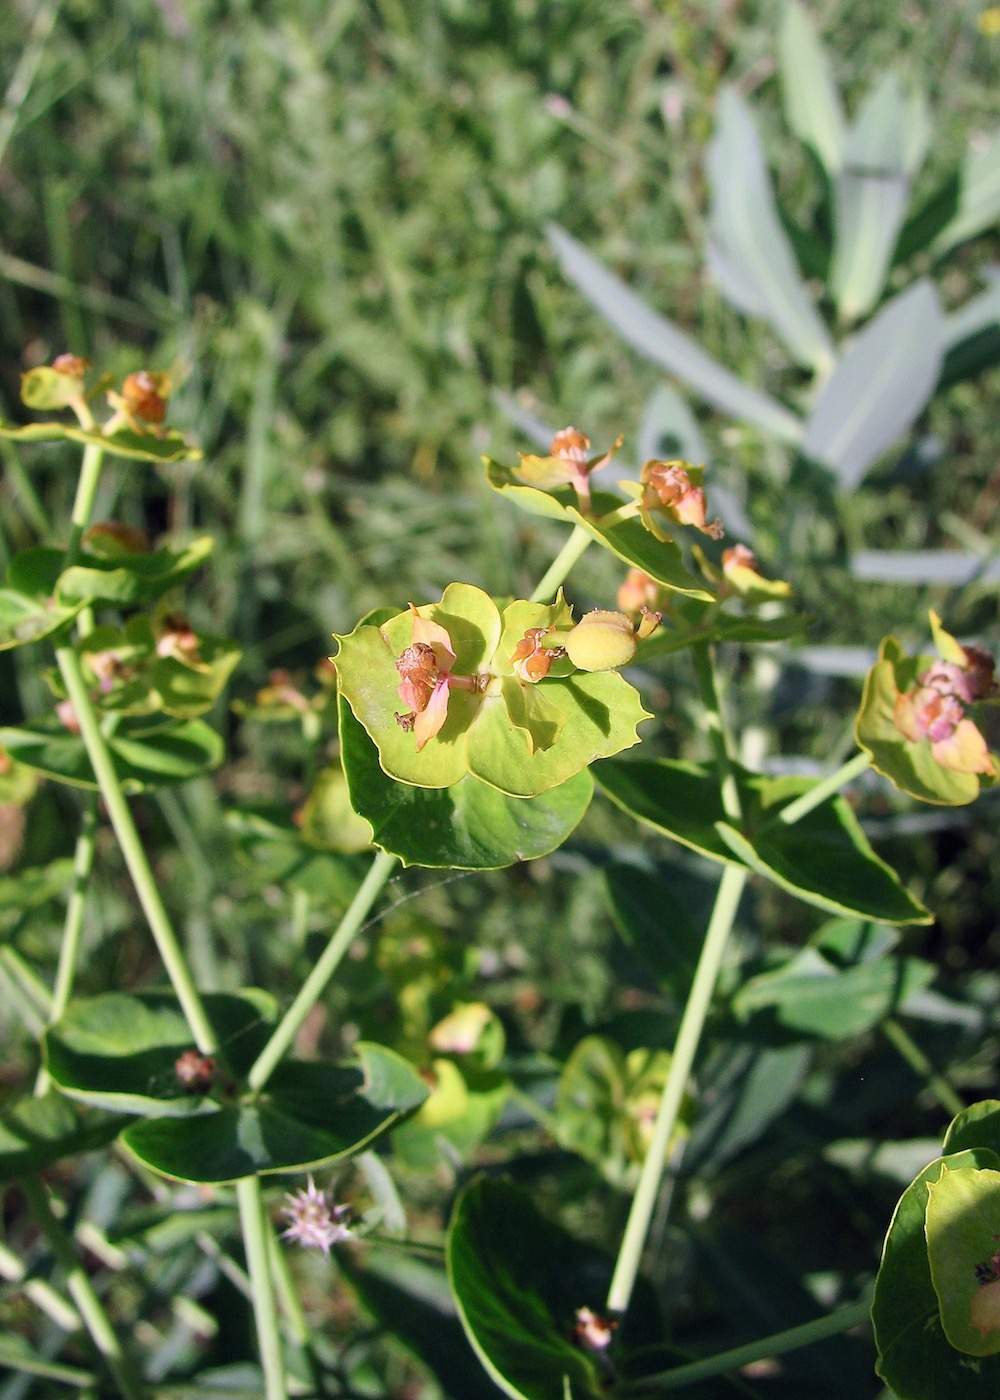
604,863 -> 702,1003
0,715 -> 225,790
0,1092 -> 127,1182
122,1044 -> 427,1182
0,419 -> 201,462
447,1176 -> 661,1400
873,1148 -> 1000,1399
339,696 -> 592,869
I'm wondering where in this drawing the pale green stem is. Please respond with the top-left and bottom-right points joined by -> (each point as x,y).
290,886 -> 311,947
237,1177 -> 286,1400
529,525 -> 592,603
606,863 -> 747,1315
882,1016 -> 966,1119
760,750 -> 871,833
54,646 -> 217,1055
0,1238 -> 80,1332
691,641 -> 741,823
247,849 -> 399,1092
593,499 -> 642,530
19,1176 -> 147,1400
617,1299 -> 871,1393
35,798 -> 98,1094
64,440 -> 104,565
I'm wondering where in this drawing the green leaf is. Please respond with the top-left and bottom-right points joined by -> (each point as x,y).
778,1 -> 846,174
19,366 -> 85,411
0,858 -> 75,913
873,1148 -> 1000,1400
337,585 -> 648,798
0,547 -> 84,649
447,1176 -> 659,1400
707,86 -> 834,370
344,1251 -> 507,1400
925,1165 -> 1000,1356
469,671 -> 649,797
44,990 -> 279,1115
122,1044 -> 427,1183
482,471 -> 714,601
225,809 -> 369,905
339,697 -> 593,869
829,74 -> 929,320
855,639 -> 985,806
546,224 -> 803,444
732,947 -> 934,1038
55,535 -> 214,607
801,280 -> 943,490
604,863 -> 702,1003
393,1059 -> 509,1168
944,1101 -> 1000,1158
595,759 -> 930,924
932,128 -> 1000,256
0,715 -> 225,790
0,419 -> 201,462
0,1092 -> 126,1183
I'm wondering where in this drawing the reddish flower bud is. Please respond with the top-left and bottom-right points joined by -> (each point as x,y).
121,370 -> 168,423
641,460 -> 723,539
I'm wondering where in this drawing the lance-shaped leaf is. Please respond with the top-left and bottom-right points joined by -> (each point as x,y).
707,86 -> 834,370
778,1 -> 846,175
338,695 -> 593,869
0,419 -> 201,462
801,280 -> 943,490
546,223 -> 803,444
873,1148 -> 1000,1400
932,128 -> 1000,257
830,74 -> 930,321
595,758 -> 930,924
732,945 -> 935,1039
0,714 -> 225,790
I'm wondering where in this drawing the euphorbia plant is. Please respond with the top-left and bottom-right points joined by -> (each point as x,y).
0,371 -> 994,1400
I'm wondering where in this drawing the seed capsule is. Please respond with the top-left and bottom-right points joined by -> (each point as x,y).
564,610 -> 637,672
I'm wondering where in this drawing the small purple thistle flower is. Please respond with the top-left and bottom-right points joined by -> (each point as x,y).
280,1177 -> 353,1257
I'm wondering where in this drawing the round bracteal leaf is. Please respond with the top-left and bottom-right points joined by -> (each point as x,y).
447,1176 -> 661,1400
485,465 -> 713,600
121,1043 -> 427,1183
0,1092 -> 127,1183
0,419 -> 201,462
339,695 -> 593,868
925,1166 -> 1000,1356
856,639 -> 987,806
0,715 -> 224,790
596,759 -> 930,924
468,671 -> 649,797
873,1148 -> 1000,1400
44,990 -> 279,1115
943,1101 -> 1000,1158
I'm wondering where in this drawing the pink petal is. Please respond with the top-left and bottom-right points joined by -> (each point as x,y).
408,605 -> 456,669
931,718 -> 997,776
413,678 -> 450,751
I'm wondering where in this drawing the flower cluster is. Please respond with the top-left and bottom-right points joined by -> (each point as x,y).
640,459 -> 724,540
893,643 -> 996,777
280,1177 -> 353,1257
514,427 -> 622,513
